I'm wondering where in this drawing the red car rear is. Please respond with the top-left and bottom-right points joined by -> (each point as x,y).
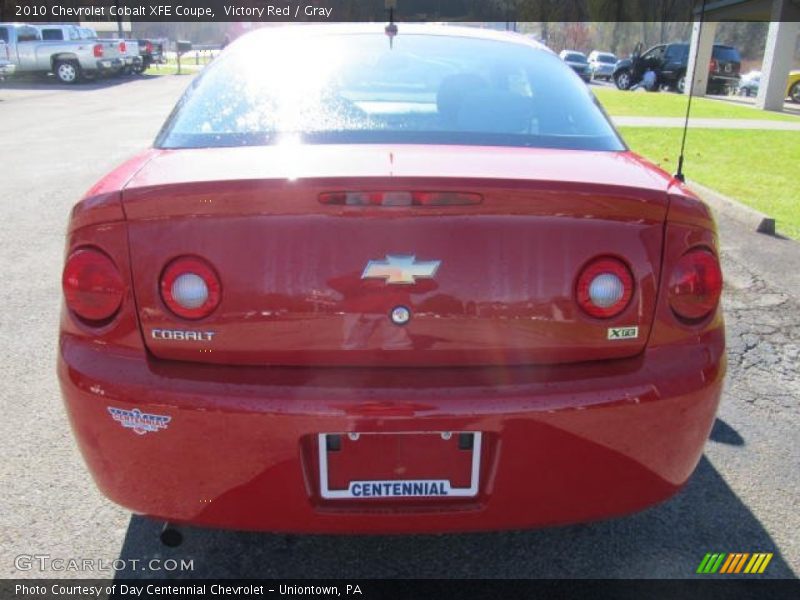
58,25 -> 724,534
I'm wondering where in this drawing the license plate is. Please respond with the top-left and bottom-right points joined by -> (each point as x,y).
318,432 -> 481,500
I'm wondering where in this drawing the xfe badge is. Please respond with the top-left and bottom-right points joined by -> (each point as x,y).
608,326 -> 639,340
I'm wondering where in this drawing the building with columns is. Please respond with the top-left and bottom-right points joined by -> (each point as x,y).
686,0 -> 799,110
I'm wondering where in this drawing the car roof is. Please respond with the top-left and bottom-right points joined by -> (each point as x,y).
668,42 -> 736,49
234,23 -> 553,54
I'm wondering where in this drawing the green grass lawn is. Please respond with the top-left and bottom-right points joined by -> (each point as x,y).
594,87 -> 799,122
165,54 -> 217,67
620,126 -> 800,239
145,65 -> 200,76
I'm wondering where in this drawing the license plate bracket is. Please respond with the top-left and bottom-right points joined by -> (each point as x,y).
318,432 -> 481,500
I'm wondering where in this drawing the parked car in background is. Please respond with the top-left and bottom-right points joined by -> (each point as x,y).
59,24 -> 725,536
741,70 -> 800,103
38,25 -> 128,77
614,42 -> 741,94
737,70 -> 761,97
0,41 -> 16,80
707,44 -> 743,94
559,50 -> 591,82
787,71 -> 800,103
75,27 -> 142,75
0,22 -> 123,83
587,50 -> 617,81
136,38 -> 166,73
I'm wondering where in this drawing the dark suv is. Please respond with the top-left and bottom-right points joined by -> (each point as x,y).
613,42 -> 741,94
135,39 -> 165,74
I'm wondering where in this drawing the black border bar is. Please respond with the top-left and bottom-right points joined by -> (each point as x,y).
2,579 -> 799,600
5,0 -> 792,23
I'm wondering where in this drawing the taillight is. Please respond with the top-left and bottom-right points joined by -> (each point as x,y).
709,58 -> 718,72
62,248 -> 124,323
576,257 -> 634,318
319,191 -> 482,207
93,44 -> 103,58
118,41 -> 126,53
145,41 -> 153,54
668,248 -> 722,321
160,257 -> 221,320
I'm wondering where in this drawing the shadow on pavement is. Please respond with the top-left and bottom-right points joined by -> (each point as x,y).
709,418 -> 745,447
0,73 -> 170,91
114,456 -> 794,579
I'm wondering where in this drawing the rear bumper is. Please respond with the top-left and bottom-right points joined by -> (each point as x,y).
709,74 -> 741,87
568,66 -> 591,81
591,66 -> 614,77
58,329 -> 724,533
96,59 -> 124,73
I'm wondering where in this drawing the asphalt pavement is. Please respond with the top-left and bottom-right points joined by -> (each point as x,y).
0,74 -> 797,579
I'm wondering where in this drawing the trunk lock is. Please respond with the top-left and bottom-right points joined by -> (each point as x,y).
390,306 -> 411,326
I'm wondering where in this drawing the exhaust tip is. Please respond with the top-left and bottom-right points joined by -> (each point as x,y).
160,523 -> 183,548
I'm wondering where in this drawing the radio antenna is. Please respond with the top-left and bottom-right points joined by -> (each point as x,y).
675,0 -> 708,182
385,0 -> 398,49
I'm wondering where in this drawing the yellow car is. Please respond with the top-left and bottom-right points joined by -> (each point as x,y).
788,70 -> 800,103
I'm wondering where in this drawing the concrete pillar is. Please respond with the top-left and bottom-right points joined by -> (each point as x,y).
756,16 -> 800,111
685,20 -> 719,96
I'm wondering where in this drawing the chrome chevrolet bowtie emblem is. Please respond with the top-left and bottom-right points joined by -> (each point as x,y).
361,255 -> 441,285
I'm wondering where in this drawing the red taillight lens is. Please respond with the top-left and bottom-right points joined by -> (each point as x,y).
668,248 -> 722,320
93,44 -> 103,58
119,41 -> 126,53
145,42 -> 153,53
160,257 -> 221,320
319,191 -> 482,207
576,257 -> 634,319
709,58 -> 718,72
62,248 -> 124,322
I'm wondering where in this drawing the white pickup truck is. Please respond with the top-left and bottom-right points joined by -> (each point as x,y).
0,23 -> 124,83
0,42 -> 15,80
71,26 -> 143,75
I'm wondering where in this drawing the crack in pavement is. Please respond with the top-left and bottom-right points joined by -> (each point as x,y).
719,241 -> 800,414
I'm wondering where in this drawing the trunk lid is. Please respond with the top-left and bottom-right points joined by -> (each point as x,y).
123,145 -> 671,367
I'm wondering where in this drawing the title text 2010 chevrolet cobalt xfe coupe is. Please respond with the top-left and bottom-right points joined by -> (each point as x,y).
58,25 -> 724,533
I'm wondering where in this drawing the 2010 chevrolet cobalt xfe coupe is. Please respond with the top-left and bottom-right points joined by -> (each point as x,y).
58,25 -> 725,533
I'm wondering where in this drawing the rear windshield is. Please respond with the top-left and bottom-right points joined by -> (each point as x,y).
596,54 -> 616,64
713,46 -> 741,61
563,52 -> 588,63
157,31 -> 624,152
40,29 -> 64,41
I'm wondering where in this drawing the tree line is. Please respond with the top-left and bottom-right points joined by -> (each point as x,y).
130,20 -> 785,66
